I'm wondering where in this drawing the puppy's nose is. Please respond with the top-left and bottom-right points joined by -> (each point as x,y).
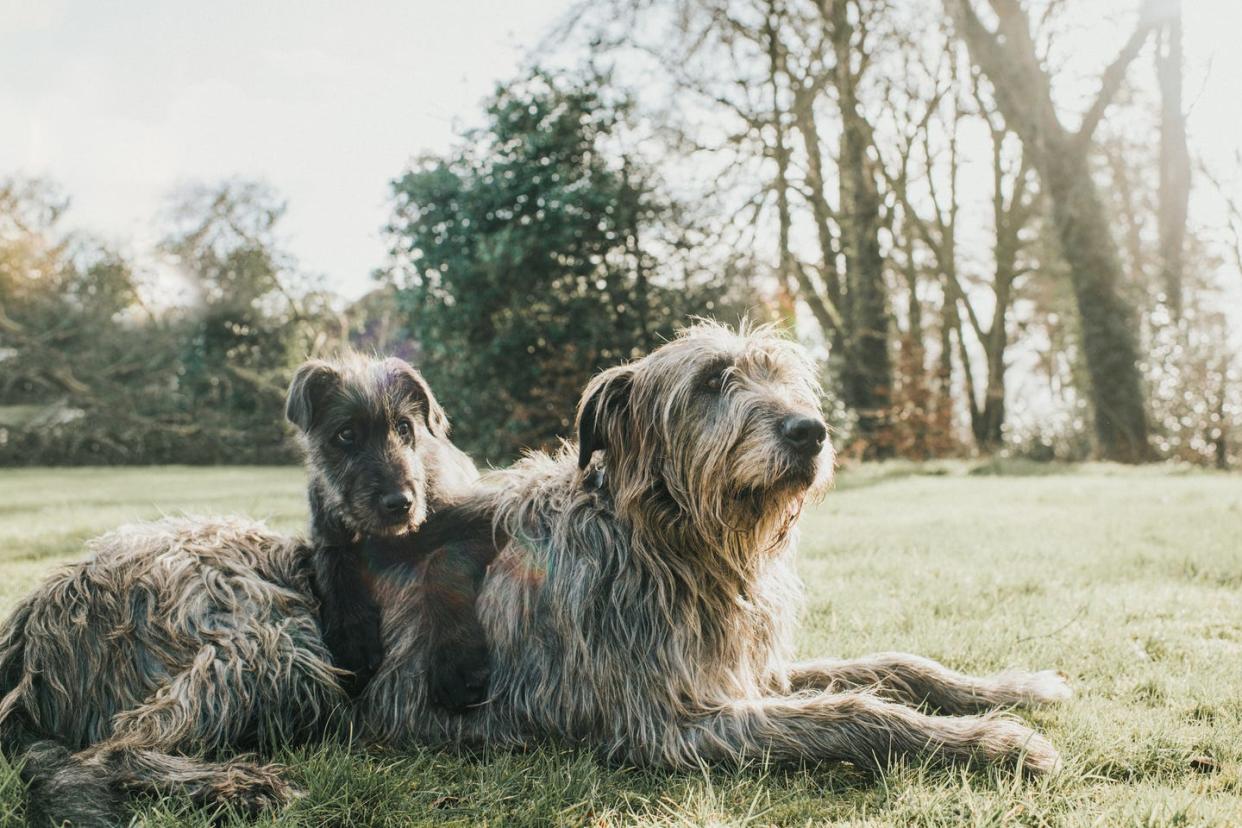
781,415 -> 827,455
381,491 -> 414,515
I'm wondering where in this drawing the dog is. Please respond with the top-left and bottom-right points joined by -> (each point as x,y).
0,355 -> 489,825
286,354 -> 486,702
361,321 -> 1071,777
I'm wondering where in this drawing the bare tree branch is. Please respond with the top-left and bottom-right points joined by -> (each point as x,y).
1074,11 -> 1158,147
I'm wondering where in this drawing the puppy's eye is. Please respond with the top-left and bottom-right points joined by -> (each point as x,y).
395,420 -> 413,440
705,373 -> 724,392
336,427 -> 356,446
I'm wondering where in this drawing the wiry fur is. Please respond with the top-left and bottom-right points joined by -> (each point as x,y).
361,322 -> 1071,775
0,518 -> 335,825
0,354 -> 485,826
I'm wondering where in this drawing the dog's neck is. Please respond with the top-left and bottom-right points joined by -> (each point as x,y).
608,477 -> 795,602
602,459 -> 794,562
580,473 -> 797,686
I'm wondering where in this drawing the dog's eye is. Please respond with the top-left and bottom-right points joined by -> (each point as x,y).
702,358 -> 732,393
336,427 -> 356,446
704,367 -> 731,393
396,420 -> 413,440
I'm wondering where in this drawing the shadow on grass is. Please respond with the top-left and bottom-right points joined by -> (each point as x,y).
0,740 -> 894,828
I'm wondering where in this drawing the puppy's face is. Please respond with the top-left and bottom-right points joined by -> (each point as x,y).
577,322 -> 833,532
287,356 -> 451,538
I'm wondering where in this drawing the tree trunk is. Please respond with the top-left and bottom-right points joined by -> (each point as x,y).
764,6 -> 800,330
899,223 -> 931,459
1041,146 -> 1150,461
948,0 -> 1151,462
1156,4 -> 1190,319
790,82 -> 845,321
933,298 -> 956,452
789,80 -> 851,368
977,336 -> 1006,449
830,0 -> 894,458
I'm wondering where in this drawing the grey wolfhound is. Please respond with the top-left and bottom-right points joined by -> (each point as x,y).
360,321 -> 1070,775
0,354 -> 487,825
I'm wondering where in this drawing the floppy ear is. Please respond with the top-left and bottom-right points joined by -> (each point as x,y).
384,358 -> 450,439
286,360 -> 339,432
576,364 -> 633,470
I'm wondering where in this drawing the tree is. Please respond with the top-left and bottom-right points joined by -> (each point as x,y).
821,0 -> 895,457
949,81 -> 1041,451
871,25 -> 1042,453
385,71 -> 733,462
1155,0 -> 1189,319
582,0 -> 899,456
0,178 -> 189,463
945,0 -> 1153,463
159,180 -> 337,462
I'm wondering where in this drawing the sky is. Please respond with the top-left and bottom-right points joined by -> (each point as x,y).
1,0 -> 570,298
2,0 -> 1240,303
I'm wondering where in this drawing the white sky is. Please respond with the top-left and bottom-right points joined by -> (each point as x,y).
2,0 -> 1239,305
1,0 -> 570,297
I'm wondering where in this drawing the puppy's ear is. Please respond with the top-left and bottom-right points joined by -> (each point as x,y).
385,358 -> 450,439
576,364 -> 634,469
286,360 -> 339,432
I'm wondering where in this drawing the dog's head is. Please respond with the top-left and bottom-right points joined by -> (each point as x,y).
286,354 -> 450,538
576,321 -> 833,540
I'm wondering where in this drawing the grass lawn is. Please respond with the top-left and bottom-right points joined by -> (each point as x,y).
0,463 -> 1239,826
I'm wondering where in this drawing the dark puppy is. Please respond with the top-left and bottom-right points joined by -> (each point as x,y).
286,354 -> 491,705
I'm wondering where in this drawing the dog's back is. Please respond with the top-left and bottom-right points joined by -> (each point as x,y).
0,516 -> 342,756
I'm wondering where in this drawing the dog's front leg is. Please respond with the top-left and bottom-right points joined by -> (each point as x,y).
781,653 -> 1072,714
675,692 -> 1061,774
418,541 -> 494,711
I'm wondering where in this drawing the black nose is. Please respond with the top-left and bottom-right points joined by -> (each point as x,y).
381,491 -> 414,515
781,415 -> 827,455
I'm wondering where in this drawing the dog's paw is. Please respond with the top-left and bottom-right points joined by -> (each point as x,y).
211,761 -> 299,816
979,719 -> 1063,776
1020,670 -> 1073,705
325,621 -> 385,697
427,633 -> 490,711
1015,730 -> 1063,776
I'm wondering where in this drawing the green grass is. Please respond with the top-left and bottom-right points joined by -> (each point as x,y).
0,463 -> 1239,826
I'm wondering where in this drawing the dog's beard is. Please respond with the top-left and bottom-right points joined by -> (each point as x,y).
713,442 -> 831,533
349,494 -> 427,538
725,439 -> 832,504
324,479 -> 428,540
727,480 -> 802,525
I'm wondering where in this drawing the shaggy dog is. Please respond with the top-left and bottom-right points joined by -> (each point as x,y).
286,355 -> 488,702
363,322 -> 1071,775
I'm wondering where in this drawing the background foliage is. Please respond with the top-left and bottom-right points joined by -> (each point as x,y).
1,0 -> 1239,468
386,73 -> 741,459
